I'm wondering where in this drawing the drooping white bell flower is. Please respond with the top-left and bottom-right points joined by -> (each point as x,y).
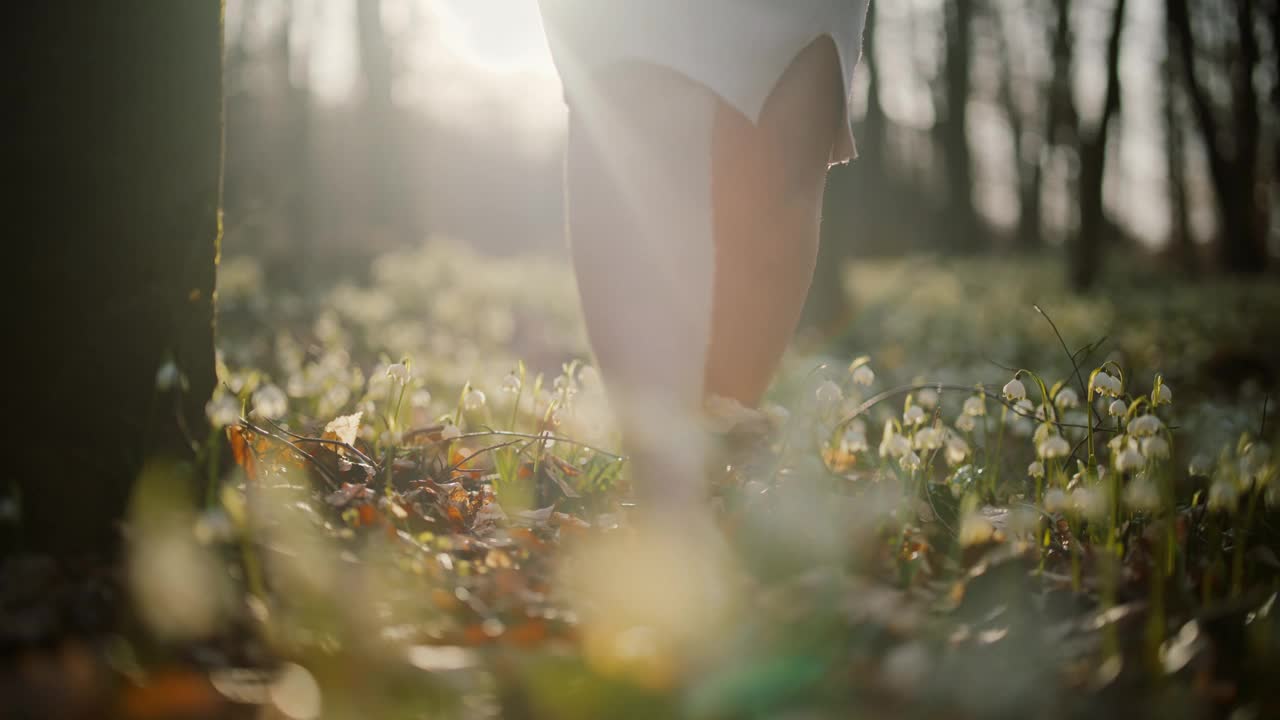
1037,433 -> 1071,459
851,364 -> 875,387
385,363 -> 410,384
1054,387 -> 1080,409
945,434 -> 970,466
899,450 -> 923,472
1043,488 -> 1068,513
1002,377 -> 1027,402
903,404 -> 926,426
1093,372 -> 1122,398
1108,399 -> 1127,417
1071,487 -> 1108,521
962,396 -> 986,417
501,372 -> 522,394
1140,435 -> 1171,459
1151,382 -> 1172,406
1114,439 -> 1145,472
1127,414 -> 1164,437
463,387 -> 487,411
955,414 -> 977,433
1028,460 -> 1045,479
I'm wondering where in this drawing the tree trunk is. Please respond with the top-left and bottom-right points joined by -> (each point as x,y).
1168,0 -> 1267,273
942,0 -> 982,252
1163,8 -> 1195,274
357,0 -> 402,242
10,2 -> 223,557
1071,0 -> 1127,290
995,4 -> 1041,252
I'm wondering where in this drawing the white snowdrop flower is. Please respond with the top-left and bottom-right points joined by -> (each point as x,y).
1141,436 -> 1171,460
252,384 -> 288,420
1188,454 -> 1213,477
1054,387 -> 1081,410
155,360 -> 184,392
463,387 -> 487,411
880,422 -> 911,459
962,396 -> 986,417
1114,441 -> 1145,473
1093,372 -> 1122,398
501,372 -> 522,394
914,426 -> 943,450
205,392 -> 241,428
1014,398 -> 1036,417
851,364 -> 875,387
1037,434 -> 1071,459
1033,421 -> 1054,445
917,388 -> 939,409
1207,479 -> 1238,512
880,427 -> 911,456
1124,476 -> 1160,513
410,389 -> 432,409
440,423 -> 462,441
899,450 -> 923,472
1034,403 -> 1049,423
1127,414 -> 1163,437
955,414 -> 977,433
1152,383 -> 1172,406
1108,399 -> 1127,417
1002,377 -> 1027,402
1028,460 -> 1046,479
815,380 -> 843,411
1108,434 -> 1126,455
385,363 -> 410,384
903,405 -> 926,426
1071,487 -> 1107,521
1043,488 -> 1068,513
945,435 -> 970,466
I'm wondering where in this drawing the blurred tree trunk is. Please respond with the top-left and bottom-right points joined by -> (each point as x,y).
941,0 -> 982,252
995,4 -> 1041,252
1163,10 -> 1196,274
357,0 -> 402,242
11,2 -> 223,556
1071,0 -> 1127,290
281,1 -> 315,288
1047,0 -> 1079,239
1169,0 -> 1267,273
803,3 -> 882,344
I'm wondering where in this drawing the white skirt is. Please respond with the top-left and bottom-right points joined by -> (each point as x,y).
539,0 -> 871,164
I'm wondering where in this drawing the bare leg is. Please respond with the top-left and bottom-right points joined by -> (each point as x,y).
564,38 -> 844,507
705,37 -> 844,407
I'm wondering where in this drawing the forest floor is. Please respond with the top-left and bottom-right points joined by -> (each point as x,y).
4,245 -> 1280,719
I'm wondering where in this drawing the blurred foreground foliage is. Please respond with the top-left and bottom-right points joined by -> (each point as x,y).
5,242 -> 1279,719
